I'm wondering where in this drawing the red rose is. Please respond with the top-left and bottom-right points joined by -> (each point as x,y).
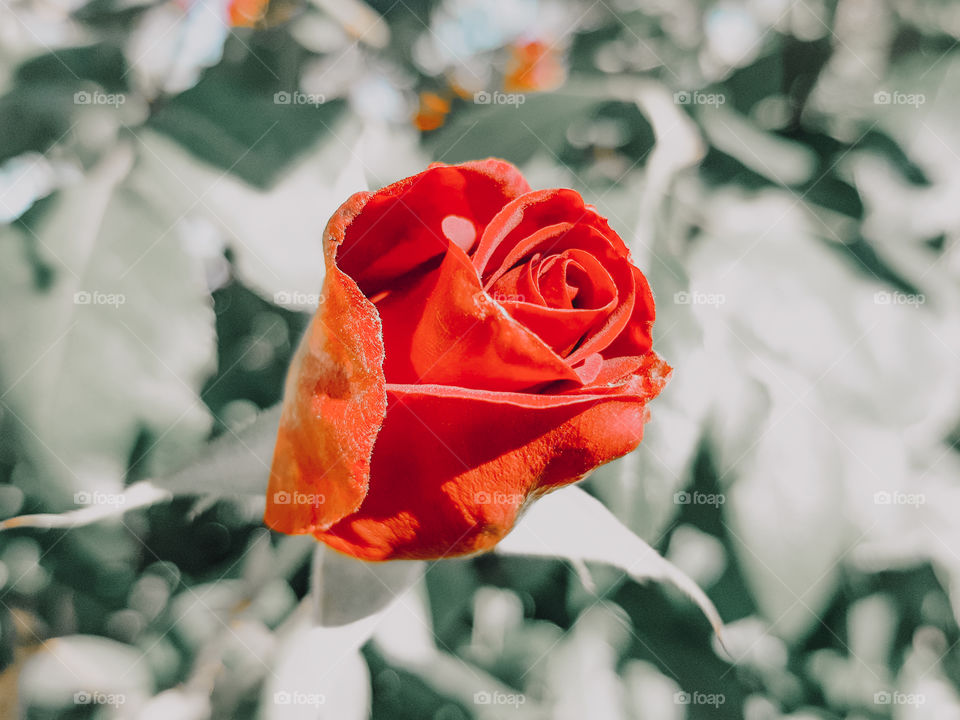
264,159 -> 670,561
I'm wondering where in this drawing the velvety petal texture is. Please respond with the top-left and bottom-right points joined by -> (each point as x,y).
265,159 -> 670,560
265,194 -> 387,534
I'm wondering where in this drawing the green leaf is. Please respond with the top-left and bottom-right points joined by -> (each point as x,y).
0,144 -> 216,506
18,635 -> 153,712
135,128 -> 367,309
148,59 -> 345,188
428,91 -> 601,166
497,486 -> 725,641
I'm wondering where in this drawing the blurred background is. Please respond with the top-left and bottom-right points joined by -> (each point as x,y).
2,0 -> 960,717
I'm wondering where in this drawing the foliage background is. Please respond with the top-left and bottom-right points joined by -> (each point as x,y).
2,0 -> 960,718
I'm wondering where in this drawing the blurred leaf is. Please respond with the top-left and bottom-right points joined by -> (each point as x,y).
0,402 -> 281,532
721,397 -> 848,642
496,486 -> 725,640
312,544 -> 424,627
15,43 -> 129,93
0,480 -> 170,530
0,144 -> 215,505
428,91 -> 600,166
18,634 -> 153,713
264,602 -> 372,720
699,105 -> 817,187
148,58 -> 345,188
158,403 -> 280,496
136,128 -> 366,308
139,688 -> 212,720
126,2 -> 230,99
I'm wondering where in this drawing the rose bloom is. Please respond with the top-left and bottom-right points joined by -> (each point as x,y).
265,159 -> 670,560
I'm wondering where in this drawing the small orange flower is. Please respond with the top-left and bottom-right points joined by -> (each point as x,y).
504,40 -> 567,93
228,0 -> 269,27
413,91 -> 452,132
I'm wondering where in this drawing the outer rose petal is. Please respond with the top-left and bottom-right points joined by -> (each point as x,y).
376,241 -> 581,391
336,159 -> 530,296
265,193 -> 388,534
316,353 -> 671,561
603,264 -> 656,358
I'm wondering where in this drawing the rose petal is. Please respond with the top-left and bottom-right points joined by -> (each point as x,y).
265,193 -> 388,534
472,189 -> 630,281
481,219 -> 639,363
490,247 -> 621,355
337,159 -> 530,296
316,375 -> 667,561
539,249 -> 618,310
496,300 -> 609,357
376,241 -> 581,390
601,265 -> 656,358
572,352 -> 604,385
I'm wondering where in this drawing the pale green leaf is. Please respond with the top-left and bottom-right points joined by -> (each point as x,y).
0,144 -> 215,506
497,486 -> 725,640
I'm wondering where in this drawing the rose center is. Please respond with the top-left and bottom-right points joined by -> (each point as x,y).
536,249 -> 616,311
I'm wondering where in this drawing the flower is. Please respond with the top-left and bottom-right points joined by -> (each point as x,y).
265,159 -> 670,560
412,91 -> 452,132
227,0 -> 268,27
504,40 -> 567,93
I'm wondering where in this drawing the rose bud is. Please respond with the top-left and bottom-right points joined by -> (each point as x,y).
265,159 -> 670,561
